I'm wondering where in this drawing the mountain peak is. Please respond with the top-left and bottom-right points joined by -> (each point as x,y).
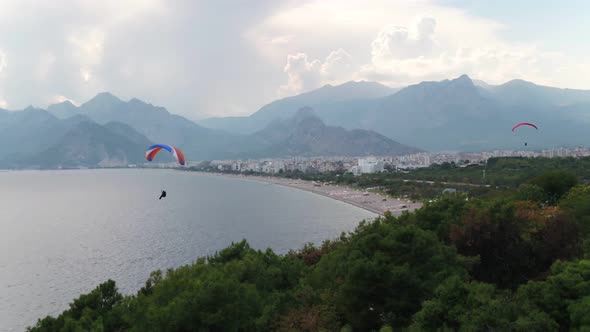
129,97 -> 147,105
253,105 -> 420,157
500,78 -> 537,88
47,99 -> 79,119
450,74 -> 474,87
83,92 -> 122,107
456,74 -> 471,81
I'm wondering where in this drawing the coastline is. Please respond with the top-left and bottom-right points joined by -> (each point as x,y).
189,171 -> 422,216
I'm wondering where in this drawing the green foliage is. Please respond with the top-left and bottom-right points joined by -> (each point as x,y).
396,193 -> 469,242
308,220 -> 466,330
530,171 -> 578,205
561,185 -> 590,236
412,275 -> 559,331
450,199 -> 581,288
29,167 -> 590,331
28,280 -> 126,332
517,260 -> 590,330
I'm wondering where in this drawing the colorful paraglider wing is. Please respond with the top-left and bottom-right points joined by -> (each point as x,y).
512,122 -> 538,132
172,147 -> 185,165
145,144 -> 185,165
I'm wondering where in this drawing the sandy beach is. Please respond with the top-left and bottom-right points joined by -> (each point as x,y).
193,172 -> 422,216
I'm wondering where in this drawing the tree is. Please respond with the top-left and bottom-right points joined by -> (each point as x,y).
411,276 -> 558,331
569,295 -> 590,330
560,185 -> 590,243
309,221 -> 466,330
450,200 -> 532,288
449,199 -> 580,288
517,260 -> 590,330
396,194 -> 469,242
28,280 -> 125,332
516,183 -> 546,203
530,171 -> 578,205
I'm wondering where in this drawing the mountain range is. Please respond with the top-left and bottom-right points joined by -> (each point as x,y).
0,90 -> 415,168
2,74 -> 589,168
245,107 -> 420,158
199,75 -> 590,151
0,108 -> 152,168
199,81 -> 397,134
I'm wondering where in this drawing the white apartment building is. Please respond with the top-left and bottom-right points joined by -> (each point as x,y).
358,157 -> 384,174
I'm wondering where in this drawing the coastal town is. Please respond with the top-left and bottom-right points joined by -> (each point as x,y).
145,146 -> 589,217
149,146 -> 590,175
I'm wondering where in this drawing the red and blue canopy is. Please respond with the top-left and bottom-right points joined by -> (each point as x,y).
146,144 -> 185,165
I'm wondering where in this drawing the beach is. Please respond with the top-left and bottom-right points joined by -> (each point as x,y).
194,172 -> 422,216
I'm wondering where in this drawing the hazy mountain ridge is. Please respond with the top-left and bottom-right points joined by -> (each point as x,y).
48,93 -> 239,160
0,108 -> 87,164
4,74 -> 589,168
198,81 -> 397,134
247,108 -> 421,158
489,79 -> 590,107
199,75 -> 590,151
24,120 -> 152,168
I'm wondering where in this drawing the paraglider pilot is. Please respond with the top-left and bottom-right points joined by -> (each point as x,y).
159,190 -> 167,200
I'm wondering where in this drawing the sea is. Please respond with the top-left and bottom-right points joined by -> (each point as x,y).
0,169 -> 376,331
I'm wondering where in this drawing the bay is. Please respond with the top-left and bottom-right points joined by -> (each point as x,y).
0,169 -> 375,331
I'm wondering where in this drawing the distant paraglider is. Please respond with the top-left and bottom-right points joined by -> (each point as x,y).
512,122 -> 538,132
145,144 -> 186,165
512,122 -> 538,147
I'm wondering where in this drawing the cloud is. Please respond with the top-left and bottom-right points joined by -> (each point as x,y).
255,0 -> 590,95
0,98 -> 7,109
278,48 -> 352,96
0,50 -> 6,75
48,95 -> 80,106
359,17 -> 590,87
37,51 -> 56,80
68,28 -> 105,83
371,17 -> 439,63
322,48 -> 354,82
0,0 -> 588,119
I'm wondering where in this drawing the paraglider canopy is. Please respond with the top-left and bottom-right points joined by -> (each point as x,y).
512,122 -> 538,148
146,144 -> 185,165
512,122 -> 538,132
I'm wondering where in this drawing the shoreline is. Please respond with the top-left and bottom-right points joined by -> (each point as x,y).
189,171 -> 422,216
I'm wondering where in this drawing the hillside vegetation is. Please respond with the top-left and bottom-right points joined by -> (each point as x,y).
29,159 -> 590,331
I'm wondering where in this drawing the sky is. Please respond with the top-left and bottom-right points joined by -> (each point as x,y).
0,0 -> 588,119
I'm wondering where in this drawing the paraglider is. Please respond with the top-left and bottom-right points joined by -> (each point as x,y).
145,144 -> 185,165
146,144 -> 184,200
512,122 -> 538,147
511,122 -> 538,132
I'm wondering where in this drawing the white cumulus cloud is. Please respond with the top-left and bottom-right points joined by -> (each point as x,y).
359,17 -> 590,87
278,48 -> 352,96
0,50 -> 6,74
371,17 -> 439,62
254,0 -> 590,101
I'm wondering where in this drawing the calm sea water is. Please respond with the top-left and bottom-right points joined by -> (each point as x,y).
0,169 -> 375,331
